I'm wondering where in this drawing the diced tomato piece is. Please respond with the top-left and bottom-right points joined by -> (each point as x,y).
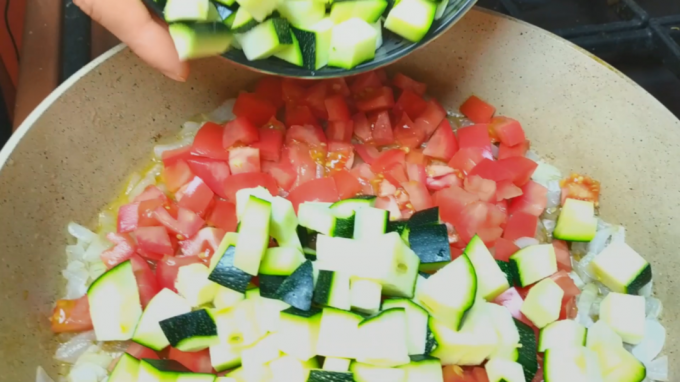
392,73 -> 427,96
286,124 -> 327,148
459,95 -> 496,123
251,126 -> 284,162
560,173 -> 601,205
560,296 -> 578,320
370,150 -> 404,175
383,163 -> 408,186
324,78 -> 351,96
496,179 -> 523,201
497,157 -> 538,186
283,141 -> 318,188
492,287 -> 536,329
369,110 -> 394,146
498,140 -> 530,160
464,175 -> 497,202
126,342 -> 160,360
325,95 -> 351,121
303,82 -> 329,120
434,185 -> 479,225
375,195 -> 402,219
100,233 -> 136,268
327,120 -> 354,142
552,240 -> 572,272
414,99 -> 446,138
457,124 -> 492,154
287,177 -> 340,212
281,78 -> 306,103
233,92 -> 277,126
402,181 -> 433,211
161,146 -> 193,167
176,176 -> 215,215
135,226 -> 173,259
129,254 -> 160,308
423,119 -> 459,160
186,157 -> 230,199
350,163 -> 377,195
254,76 -> 284,109
228,147 -> 260,175
350,71 -> 383,96
448,147 -> 488,175
191,122 -> 229,160
470,367 -> 490,382
494,237 -> 520,261
355,87 -> 395,112
378,178 -> 398,197
206,199 -> 237,232
393,113 -> 426,149
179,227 -> 226,260
406,148 -> 427,165
550,270 -> 580,298
468,159 -> 512,183
426,173 -> 462,192
407,163 -> 427,184
169,348 -> 214,374
285,104 -> 319,127
223,172 -> 278,202
453,201 -> 491,243
326,141 -> 355,171
502,212 -> 539,241
393,89 -> 428,120
508,180 -> 547,216
352,112 -> 372,143
134,185 -> 168,203
50,295 -> 93,333
490,117 -> 525,146
426,164 -> 455,178
154,207 -> 205,239
263,160 -> 297,192
163,159 -> 194,192
156,255 -> 203,292
118,201 -> 155,233
223,116 -> 259,149
332,170 -> 363,199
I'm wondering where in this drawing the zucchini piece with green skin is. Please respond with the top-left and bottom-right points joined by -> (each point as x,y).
382,298 -> 429,356
510,244 -> 557,287
330,0 -> 389,24
225,7 -> 258,33
588,241 -> 652,294
299,202 -> 354,238
213,286 -> 245,309
496,259 -> 517,287
514,318 -> 538,382
539,319 -> 587,352
384,0 -> 436,42
418,261 -> 449,273
165,0 -> 210,22
275,260 -> 315,310
553,198 -> 597,242
297,225 -> 318,258
277,307 -> 323,361
350,278 -> 382,314
544,346 -> 604,382
159,309 -> 219,351
270,355 -> 320,382
178,373 -> 218,381
486,303 -> 520,361
424,326 -> 439,355
353,207 -> 389,239
209,340 -> 242,372
132,289 -> 192,351
274,31 -> 304,67
400,355 -> 443,382
464,235 -> 510,300
328,18 -> 378,70
586,321 -> 623,350
234,195 -> 271,275
408,224 -> 451,265
434,0 -> 448,19
307,370 -> 355,382
350,362 -> 407,382
176,263 -> 219,307
259,246 -> 306,276
209,245 -> 252,293
241,333 -> 281,367
589,343 -> 646,382
408,207 -> 440,227
214,0 -> 236,5
357,308 -> 411,367
238,18 -> 293,61
313,270 -> 351,310
259,275 -> 287,298
520,278 -> 563,329
415,253 -> 476,331
323,357 -> 352,372
214,299 -> 266,347
250,294 -> 290,333
236,187 -> 302,251
87,260 -> 142,341
234,0 -> 277,21
169,22 -> 233,60
137,359 -> 192,382
277,0 -> 326,27
108,353 -> 140,382
292,18 -> 334,70
330,196 -> 376,217
372,19 -> 383,49
485,358 -> 526,382
599,292 -> 645,345
317,307 -> 363,359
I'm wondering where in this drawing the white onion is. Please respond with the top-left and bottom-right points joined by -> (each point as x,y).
83,236 -> 111,263
490,144 -> 499,159
55,332 -> 96,364
645,296 -> 663,319
542,219 -> 556,236
587,222 -> 615,255
123,172 -> 141,197
153,136 -> 192,159
62,261 -> 89,299
589,296 -> 603,317
568,271 -> 585,289
575,251 -> 598,280
632,319 -> 665,363
596,282 -> 611,296
524,150 -> 540,162
207,98 -> 236,123
97,211 -> 117,236
87,261 -> 108,281
645,355 -> 668,381
180,121 -> 203,138
570,241 -> 589,257
546,180 -> 561,208
127,165 -> 161,202
76,346 -> 114,369
577,283 -> 598,314
66,244 -> 86,262
68,362 -> 108,382
67,222 -> 96,245
527,152 -> 562,187
36,366 -> 55,382
514,237 -> 539,248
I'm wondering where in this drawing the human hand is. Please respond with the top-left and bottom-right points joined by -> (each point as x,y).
74,0 -> 190,81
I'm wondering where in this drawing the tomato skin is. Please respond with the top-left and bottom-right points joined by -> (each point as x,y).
392,73 -> 427,96
494,237 -> 520,261
135,226 -> 174,258
129,255 -> 160,308
154,206 -> 205,239
354,144 -> 381,165
285,104 -> 319,127
325,95 -> 351,121
553,239 -> 572,271
254,76 -> 284,109
286,124 -> 327,148
326,141 -> 355,171
283,141 -> 318,188
508,180 -> 547,216
303,82 -> 329,120
459,95 -> 496,123
352,112 -> 372,143
464,175 -> 497,202
327,120 -> 354,142
50,295 -> 93,333
402,181 -> 433,211
423,119 -> 459,161
370,110 -> 394,146
191,122 -> 230,161
168,348 -> 214,374
453,201 -> 490,243
496,179 -> 523,201
233,92 -> 277,126
468,158 -> 513,182
228,147 -> 261,175
502,211 -> 539,241
332,170 -> 363,199
287,177 -> 340,212
156,255 -> 204,292
264,160 -> 297,192
393,89 -> 428,120
350,71 -> 383,96
176,176 -> 215,216
393,113 -> 426,149
163,159 -> 194,193
222,172 -> 278,202
415,99 -> 447,138
375,195 -> 402,220
186,158 -> 231,199
371,149 -> 406,173
426,173 -> 462,192
179,227 -> 226,259
206,199 -> 237,232
497,156 -> 538,186
490,117 -> 525,146
223,116 -> 260,149
100,232 -> 137,268
448,147 -> 489,176
282,78 -> 306,103
457,124 -> 492,153
434,185 -> 479,225
161,146 -> 193,167
355,86 -> 395,112
251,126 -> 284,162
498,140 -> 530,160
406,148 -> 427,165
350,163 -> 377,195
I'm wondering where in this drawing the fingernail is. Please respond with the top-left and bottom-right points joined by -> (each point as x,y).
164,71 -> 187,82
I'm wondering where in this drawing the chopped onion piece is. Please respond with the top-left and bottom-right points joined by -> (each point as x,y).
514,237 -> 539,248
207,98 -> 236,123
576,251 -> 598,280
127,164 -> 161,202
123,172 -> 142,197
36,366 -> 55,382
546,180 -> 561,208
55,332 -> 96,364
638,280 -> 653,297
66,244 -> 86,262
527,152 -> 562,187
153,136 -> 192,159
88,261 -> 108,282
97,211 -> 117,236
67,222 -> 96,245
83,236 -> 112,263
181,121 -> 203,138
645,355 -> 668,382
589,296 -> 603,317
632,319 -> 665,364
645,296 -> 663,319
542,219 -> 556,236
571,241 -> 589,257
62,261 -> 89,299
568,271 -> 585,289
68,362 -> 108,382
577,283 -> 598,313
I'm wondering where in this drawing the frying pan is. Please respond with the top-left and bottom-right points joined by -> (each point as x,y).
0,7 -> 676,382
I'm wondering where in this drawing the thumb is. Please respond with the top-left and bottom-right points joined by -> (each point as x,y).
74,0 -> 190,81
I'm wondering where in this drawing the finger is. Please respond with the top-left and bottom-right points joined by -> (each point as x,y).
74,0 -> 189,81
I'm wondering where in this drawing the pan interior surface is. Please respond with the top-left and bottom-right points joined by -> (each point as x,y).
0,8 -> 676,382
